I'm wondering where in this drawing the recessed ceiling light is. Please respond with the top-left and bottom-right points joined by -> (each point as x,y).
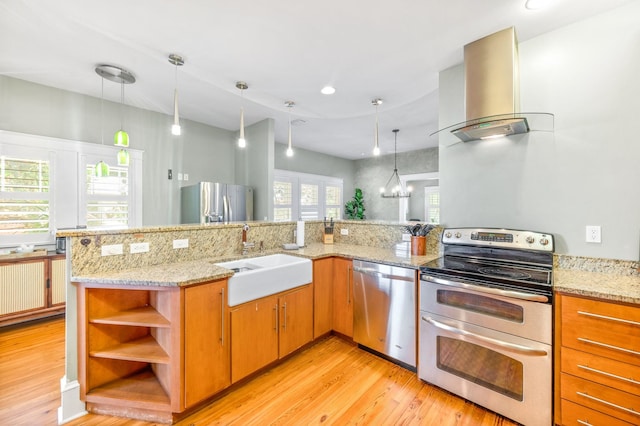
321,86 -> 336,95
525,0 -> 550,10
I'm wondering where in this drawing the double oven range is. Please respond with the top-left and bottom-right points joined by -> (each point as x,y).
419,228 -> 554,426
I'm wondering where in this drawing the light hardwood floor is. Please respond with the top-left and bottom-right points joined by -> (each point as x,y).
0,317 -> 519,426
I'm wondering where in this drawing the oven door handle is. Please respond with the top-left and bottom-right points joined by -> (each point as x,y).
422,316 -> 549,357
421,275 -> 549,303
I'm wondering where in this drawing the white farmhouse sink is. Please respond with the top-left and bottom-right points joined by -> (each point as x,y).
216,254 -> 312,306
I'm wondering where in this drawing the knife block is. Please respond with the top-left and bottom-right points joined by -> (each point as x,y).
410,236 -> 426,256
323,233 -> 334,244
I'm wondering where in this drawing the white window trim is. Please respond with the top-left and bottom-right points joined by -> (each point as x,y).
0,130 -> 143,246
424,186 -> 440,225
273,169 -> 343,221
399,172 -> 439,222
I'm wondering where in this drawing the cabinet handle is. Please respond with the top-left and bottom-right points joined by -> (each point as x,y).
576,391 -> 640,416
578,310 -> 640,327
220,287 -> 225,346
347,266 -> 352,304
578,364 -> 640,385
282,302 -> 287,331
576,420 -> 592,426
274,304 -> 279,331
577,337 -> 640,356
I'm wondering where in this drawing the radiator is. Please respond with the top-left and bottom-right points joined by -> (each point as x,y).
51,258 -> 66,305
0,262 -> 46,315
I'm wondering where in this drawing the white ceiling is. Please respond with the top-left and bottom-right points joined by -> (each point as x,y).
0,0 -> 634,159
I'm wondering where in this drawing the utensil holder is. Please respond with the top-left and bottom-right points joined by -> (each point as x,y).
411,236 -> 426,256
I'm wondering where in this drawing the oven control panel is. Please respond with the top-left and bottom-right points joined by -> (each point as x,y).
442,227 -> 554,252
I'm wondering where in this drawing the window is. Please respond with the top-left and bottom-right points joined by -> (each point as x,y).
0,130 -> 142,247
85,164 -> 129,228
273,170 -> 342,222
425,187 -> 440,224
273,178 -> 294,221
0,154 -> 51,243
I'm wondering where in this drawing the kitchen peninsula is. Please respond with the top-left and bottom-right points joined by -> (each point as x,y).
59,220 -> 440,423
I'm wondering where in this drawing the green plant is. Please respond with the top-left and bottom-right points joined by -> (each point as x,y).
345,188 -> 366,220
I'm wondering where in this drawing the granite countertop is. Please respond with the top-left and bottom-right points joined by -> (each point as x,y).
71,242 -> 439,287
554,269 -> 640,305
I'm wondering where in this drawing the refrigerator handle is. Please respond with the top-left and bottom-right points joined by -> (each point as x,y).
223,195 -> 231,222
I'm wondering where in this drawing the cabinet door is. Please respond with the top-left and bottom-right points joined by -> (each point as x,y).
279,285 -> 313,358
312,258 -> 333,338
332,257 -> 353,337
230,294 -> 279,383
184,280 -> 230,407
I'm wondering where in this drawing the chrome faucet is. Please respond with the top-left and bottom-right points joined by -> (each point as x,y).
241,223 -> 254,255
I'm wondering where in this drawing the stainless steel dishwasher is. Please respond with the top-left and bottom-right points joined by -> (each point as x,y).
352,260 -> 417,368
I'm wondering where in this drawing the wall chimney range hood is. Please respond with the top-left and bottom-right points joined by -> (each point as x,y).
432,27 -> 553,143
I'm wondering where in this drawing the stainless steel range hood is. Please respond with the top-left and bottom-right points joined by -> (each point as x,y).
432,27 -> 553,143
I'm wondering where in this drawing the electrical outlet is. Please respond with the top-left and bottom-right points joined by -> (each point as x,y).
177,173 -> 183,181
340,228 -> 349,236
402,233 -> 411,242
173,239 -> 189,249
101,244 -> 123,256
586,225 -> 601,243
130,242 -> 150,253
184,173 -> 189,181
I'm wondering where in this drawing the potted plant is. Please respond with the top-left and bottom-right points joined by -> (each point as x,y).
345,188 -> 366,220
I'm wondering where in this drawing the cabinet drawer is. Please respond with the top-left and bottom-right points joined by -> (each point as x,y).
561,296 -> 640,366
562,347 -> 640,396
561,373 -> 640,424
561,399 -> 635,426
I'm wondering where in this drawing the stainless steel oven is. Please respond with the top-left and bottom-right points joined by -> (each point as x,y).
419,228 -> 554,426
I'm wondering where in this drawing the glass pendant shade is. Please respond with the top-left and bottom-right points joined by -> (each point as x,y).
114,130 -> 129,147
95,161 -> 110,177
285,100 -> 295,157
171,88 -> 181,136
238,107 -> 246,148
117,149 -> 129,166
372,98 -> 382,156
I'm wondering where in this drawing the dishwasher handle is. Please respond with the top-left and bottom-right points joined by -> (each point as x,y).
353,265 -> 415,283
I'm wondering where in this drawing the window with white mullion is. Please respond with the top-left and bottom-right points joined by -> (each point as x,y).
273,178 -> 296,222
273,170 -> 343,222
325,184 -> 342,220
299,182 -> 320,220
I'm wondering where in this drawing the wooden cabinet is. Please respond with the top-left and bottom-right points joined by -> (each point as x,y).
332,257 -> 353,337
230,284 -> 313,383
557,294 -> 640,425
184,280 -> 230,408
312,258 -> 333,338
76,283 -> 182,423
0,254 -> 66,326
279,284 -> 313,357
230,294 -> 279,383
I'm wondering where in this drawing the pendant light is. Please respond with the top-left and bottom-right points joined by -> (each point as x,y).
168,54 -> 184,136
95,65 -> 135,167
372,98 -> 383,156
380,129 -> 411,198
285,101 -> 295,157
236,81 -> 248,148
94,73 -> 109,177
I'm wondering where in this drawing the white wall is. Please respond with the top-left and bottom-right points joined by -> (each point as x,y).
439,2 -> 640,260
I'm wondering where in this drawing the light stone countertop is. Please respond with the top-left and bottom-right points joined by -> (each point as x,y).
71,242 -> 439,287
554,269 -> 640,305
70,241 -> 640,306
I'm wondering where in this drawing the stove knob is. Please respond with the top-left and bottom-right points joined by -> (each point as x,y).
455,232 -> 462,239
525,236 -> 535,244
445,232 -> 452,238
540,238 -> 549,246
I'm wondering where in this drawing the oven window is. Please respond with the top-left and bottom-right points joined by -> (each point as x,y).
436,289 -> 524,323
436,336 -> 523,401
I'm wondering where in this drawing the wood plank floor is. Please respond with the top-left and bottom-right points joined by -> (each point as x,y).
0,317 -> 519,426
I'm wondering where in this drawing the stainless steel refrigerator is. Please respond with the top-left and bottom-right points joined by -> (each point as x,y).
180,182 -> 254,224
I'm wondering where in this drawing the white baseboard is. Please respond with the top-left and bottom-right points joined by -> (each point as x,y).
57,376 -> 87,425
